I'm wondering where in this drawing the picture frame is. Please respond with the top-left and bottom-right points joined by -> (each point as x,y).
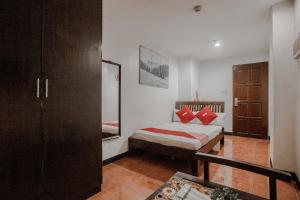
139,45 -> 169,89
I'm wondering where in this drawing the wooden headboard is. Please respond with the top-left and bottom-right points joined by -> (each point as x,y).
175,101 -> 225,113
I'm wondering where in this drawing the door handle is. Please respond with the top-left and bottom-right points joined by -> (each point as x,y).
234,97 -> 240,107
37,78 -> 40,98
45,79 -> 49,98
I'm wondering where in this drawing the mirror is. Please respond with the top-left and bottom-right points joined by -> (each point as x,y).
102,60 -> 121,140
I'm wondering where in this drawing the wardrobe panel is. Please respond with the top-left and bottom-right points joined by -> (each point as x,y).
0,0 -> 43,199
41,0 -> 102,199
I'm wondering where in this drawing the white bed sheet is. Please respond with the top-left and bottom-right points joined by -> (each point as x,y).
102,125 -> 118,135
102,121 -> 119,135
131,122 -> 222,150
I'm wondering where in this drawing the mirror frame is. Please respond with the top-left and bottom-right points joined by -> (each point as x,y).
102,59 -> 121,141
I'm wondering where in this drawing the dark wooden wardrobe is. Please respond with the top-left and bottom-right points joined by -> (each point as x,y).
0,0 -> 102,199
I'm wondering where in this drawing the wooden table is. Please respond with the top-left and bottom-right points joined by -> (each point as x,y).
146,172 -> 266,200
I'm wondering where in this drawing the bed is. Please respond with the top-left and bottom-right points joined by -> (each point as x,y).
128,101 -> 225,176
102,121 -> 119,138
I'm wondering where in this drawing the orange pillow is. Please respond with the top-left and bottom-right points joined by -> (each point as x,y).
195,106 -> 217,125
176,106 -> 195,123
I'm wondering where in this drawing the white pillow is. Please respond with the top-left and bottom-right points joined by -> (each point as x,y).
210,113 -> 227,127
173,109 -> 226,126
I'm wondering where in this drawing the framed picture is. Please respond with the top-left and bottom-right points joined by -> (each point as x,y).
139,45 -> 169,89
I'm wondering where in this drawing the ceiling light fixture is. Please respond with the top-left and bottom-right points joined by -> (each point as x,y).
193,5 -> 202,13
213,40 -> 221,48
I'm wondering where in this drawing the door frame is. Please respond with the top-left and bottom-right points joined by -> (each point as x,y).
232,61 -> 269,139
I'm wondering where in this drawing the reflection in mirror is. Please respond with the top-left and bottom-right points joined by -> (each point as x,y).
102,60 -> 121,140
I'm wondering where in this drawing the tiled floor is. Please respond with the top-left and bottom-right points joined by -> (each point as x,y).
89,136 -> 298,200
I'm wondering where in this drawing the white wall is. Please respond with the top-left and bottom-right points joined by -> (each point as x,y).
269,0 -> 297,171
294,0 -> 300,177
191,53 -> 268,132
102,15 -> 179,160
102,63 -> 119,122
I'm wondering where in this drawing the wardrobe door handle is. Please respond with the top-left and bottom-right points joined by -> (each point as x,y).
37,78 -> 40,98
45,79 -> 48,98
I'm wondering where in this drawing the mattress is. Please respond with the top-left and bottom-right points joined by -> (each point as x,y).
131,122 -> 222,150
102,121 -> 119,135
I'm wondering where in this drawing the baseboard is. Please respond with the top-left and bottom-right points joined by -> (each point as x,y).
223,131 -> 233,135
231,133 -> 268,139
103,151 -> 129,166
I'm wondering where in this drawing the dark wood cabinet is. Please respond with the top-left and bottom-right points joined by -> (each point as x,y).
41,0 -> 102,199
0,0 -> 102,199
0,0 -> 43,199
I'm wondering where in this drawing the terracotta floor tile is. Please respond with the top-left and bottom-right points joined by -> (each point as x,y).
89,136 -> 297,200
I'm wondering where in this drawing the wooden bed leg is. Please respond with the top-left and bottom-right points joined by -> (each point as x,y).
128,145 -> 135,155
220,136 -> 225,146
191,160 -> 198,176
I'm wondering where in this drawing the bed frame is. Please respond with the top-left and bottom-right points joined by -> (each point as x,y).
128,101 -> 225,176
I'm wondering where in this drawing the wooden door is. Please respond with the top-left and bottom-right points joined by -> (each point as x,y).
233,62 -> 268,139
41,0 -> 102,199
0,0 -> 43,199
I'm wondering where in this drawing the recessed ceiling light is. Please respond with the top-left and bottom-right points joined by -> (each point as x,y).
213,40 -> 221,48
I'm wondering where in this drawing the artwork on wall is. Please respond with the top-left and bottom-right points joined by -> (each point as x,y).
139,45 -> 169,89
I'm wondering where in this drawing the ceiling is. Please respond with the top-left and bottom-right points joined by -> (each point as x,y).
104,0 -> 284,61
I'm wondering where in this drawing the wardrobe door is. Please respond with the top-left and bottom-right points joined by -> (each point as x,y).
0,0 -> 43,199
41,0 -> 102,199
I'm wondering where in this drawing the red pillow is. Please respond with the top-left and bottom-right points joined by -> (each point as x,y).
195,106 -> 217,125
176,106 -> 195,123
